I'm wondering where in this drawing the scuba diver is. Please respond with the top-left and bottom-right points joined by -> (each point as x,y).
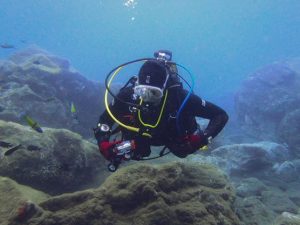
94,50 -> 228,172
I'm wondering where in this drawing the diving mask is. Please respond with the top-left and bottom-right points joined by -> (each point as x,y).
133,85 -> 164,103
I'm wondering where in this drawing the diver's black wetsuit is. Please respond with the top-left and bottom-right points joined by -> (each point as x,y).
98,86 -> 228,158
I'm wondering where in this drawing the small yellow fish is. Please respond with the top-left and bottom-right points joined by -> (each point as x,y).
70,102 -> 79,123
20,113 -> 43,133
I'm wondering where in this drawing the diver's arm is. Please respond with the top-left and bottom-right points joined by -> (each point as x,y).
186,93 -> 229,138
96,88 -> 132,142
95,88 -> 134,161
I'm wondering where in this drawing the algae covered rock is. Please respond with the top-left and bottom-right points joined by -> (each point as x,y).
0,120 -> 108,194
0,45 -> 106,138
235,196 -> 276,225
0,176 -> 49,225
235,185 -> 300,225
261,190 -> 298,214
235,177 -> 268,198
286,182 -> 300,207
9,162 -> 241,225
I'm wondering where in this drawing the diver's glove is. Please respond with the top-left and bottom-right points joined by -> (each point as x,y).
99,140 -> 137,160
180,131 -> 212,153
102,140 -> 136,172
167,132 -> 211,158
99,140 -> 121,160
184,132 -> 209,149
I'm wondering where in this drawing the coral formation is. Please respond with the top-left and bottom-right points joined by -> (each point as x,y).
6,162 -> 241,225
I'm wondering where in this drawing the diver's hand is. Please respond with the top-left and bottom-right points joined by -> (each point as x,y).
184,133 -> 209,149
167,133 -> 210,158
98,141 -> 121,160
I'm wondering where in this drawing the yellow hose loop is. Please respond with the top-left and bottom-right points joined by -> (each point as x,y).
138,90 -> 168,128
104,66 -> 151,137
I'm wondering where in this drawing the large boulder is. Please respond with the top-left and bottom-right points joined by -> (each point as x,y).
6,162 -> 241,225
187,142 -> 289,178
234,59 -> 300,153
0,120 -> 109,194
0,46 -> 106,138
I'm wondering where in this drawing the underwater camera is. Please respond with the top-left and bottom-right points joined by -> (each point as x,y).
154,50 -> 172,62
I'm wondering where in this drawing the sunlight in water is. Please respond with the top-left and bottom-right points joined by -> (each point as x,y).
124,0 -> 137,9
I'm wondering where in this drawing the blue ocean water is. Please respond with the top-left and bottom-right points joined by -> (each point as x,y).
0,0 -> 299,101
